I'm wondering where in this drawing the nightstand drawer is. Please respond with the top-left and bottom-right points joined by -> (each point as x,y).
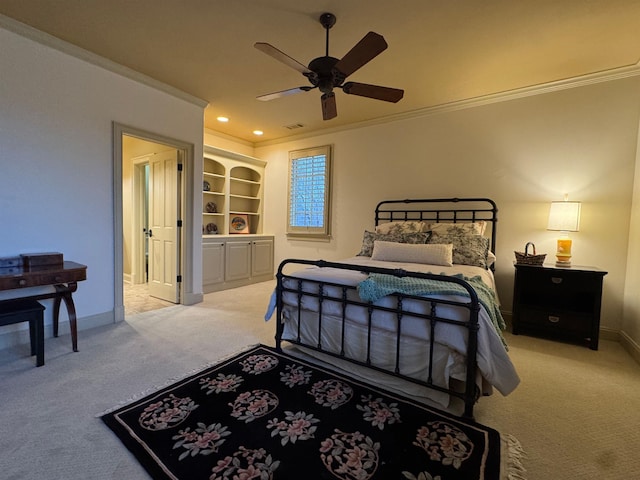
518,307 -> 591,335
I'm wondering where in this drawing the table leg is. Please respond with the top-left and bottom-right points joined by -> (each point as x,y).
54,283 -> 79,352
35,315 -> 44,366
52,295 -> 61,337
29,318 -> 37,355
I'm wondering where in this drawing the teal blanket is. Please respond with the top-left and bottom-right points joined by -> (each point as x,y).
357,273 -> 507,347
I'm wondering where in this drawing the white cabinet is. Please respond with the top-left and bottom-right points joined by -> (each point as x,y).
225,240 -> 251,281
203,235 -> 274,293
202,241 -> 225,285
252,239 -> 274,277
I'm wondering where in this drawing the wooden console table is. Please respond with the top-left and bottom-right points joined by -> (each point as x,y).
0,260 -> 87,352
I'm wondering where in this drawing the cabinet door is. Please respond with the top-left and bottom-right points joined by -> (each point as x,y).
252,239 -> 274,277
203,241 -> 225,286
225,241 -> 251,281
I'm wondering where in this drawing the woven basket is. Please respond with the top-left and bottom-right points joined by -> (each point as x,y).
514,242 -> 546,266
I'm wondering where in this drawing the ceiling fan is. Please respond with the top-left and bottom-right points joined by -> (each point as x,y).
254,12 -> 404,120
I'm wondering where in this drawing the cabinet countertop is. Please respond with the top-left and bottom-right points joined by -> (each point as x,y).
203,234 -> 274,239
514,263 -> 607,275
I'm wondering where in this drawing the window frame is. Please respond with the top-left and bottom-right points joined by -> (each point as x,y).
286,145 -> 332,240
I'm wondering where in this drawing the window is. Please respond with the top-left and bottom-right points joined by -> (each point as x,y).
287,145 -> 332,239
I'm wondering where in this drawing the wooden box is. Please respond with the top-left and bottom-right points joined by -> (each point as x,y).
21,252 -> 64,268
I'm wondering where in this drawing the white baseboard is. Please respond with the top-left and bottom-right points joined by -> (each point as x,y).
182,291 -> 204,305
0,310 -> 115,351
619,330 -> 640,365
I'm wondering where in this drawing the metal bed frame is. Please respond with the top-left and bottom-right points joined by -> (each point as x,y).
274,198 -> 498,419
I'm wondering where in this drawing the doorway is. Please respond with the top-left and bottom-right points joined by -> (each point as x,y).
125,147 -> 178,314
113,123 -> 195,322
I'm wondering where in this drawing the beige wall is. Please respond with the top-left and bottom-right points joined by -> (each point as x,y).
204,129 -> 255,157
0,24 -> 204,343
622,120 -> 640,357
256,76 -> 640,345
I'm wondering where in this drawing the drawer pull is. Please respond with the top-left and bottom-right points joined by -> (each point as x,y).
19,279 -> 27,286
548,315 -> 560,323
551,277 -> 563,284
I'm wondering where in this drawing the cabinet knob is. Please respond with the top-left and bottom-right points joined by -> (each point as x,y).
19,279 -> 27,286
551,277 -> 563,284
548,315 -> 560,323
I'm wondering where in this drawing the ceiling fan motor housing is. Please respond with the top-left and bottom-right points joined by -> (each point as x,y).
306,56 -> 346,93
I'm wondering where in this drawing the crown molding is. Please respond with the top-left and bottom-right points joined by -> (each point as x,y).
0,14 -> 209,109
255,60 -> 640,147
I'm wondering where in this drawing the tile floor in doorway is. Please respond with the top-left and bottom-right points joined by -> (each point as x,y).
123,282 -> 174,315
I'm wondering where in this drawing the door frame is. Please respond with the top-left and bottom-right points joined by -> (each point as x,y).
113,122 -> 195,322
132,157 -> 150,285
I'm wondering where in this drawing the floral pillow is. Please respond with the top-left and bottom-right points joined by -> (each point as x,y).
375,221 -> 428,235
357,230 -> 430,257
429,221 -> 486,236
428,232 -> 490,268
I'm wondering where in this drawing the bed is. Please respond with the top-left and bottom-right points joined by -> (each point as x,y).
265,198 -> 520,419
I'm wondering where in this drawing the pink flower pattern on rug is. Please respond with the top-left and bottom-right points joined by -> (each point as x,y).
308,378 -> 354,409
210,446 -> 279,480
412,421 -> 474,469
137,394 -> 198,431
228,389 -> 279,423
319,429 -> 380,480
199,373 -> 244,395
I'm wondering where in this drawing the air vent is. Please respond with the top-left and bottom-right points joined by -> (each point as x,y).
283,123 -> 305,130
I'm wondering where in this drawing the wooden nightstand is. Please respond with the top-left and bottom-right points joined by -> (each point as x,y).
512,263 -> 607,350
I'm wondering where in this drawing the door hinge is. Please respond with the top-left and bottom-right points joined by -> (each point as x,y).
177,163 -> 183,171
177,219 -> 183,227
177,275 -> 182,283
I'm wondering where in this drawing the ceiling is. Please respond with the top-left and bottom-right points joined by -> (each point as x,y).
1,0 -> 639,144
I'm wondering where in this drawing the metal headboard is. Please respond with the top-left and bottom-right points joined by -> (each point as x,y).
374,197 -> 498,254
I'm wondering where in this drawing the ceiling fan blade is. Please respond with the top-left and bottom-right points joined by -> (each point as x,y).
257,86 -> 314,102
254,42 -> 312,75
334,32 -> 388,78
321,93 -> 337,120
342,82 -> 404,103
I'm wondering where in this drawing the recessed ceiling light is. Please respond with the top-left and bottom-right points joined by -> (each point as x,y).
217,116 -> 229,123
253,130 -> 264,136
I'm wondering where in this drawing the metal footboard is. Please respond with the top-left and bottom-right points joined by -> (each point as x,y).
274,259 -> 481,419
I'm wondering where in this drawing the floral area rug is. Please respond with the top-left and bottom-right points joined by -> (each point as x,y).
101,344 -> 518,480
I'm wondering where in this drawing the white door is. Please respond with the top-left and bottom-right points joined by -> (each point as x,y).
148,150 -> 180,303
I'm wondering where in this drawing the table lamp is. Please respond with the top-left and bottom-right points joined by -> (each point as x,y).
547,198 -> 581,267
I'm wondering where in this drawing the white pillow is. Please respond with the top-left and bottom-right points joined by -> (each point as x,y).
371,241 -> 453,267
487,251 -> 497,267
375,221 -> 427,235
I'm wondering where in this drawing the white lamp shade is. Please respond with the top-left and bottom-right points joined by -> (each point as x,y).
547,201 -> 581,232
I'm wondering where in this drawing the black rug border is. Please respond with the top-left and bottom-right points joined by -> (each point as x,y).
101,344 -> 502,480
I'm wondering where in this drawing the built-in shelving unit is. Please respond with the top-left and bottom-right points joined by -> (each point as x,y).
202,146 -> 273,293
202,146 -> 266,236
